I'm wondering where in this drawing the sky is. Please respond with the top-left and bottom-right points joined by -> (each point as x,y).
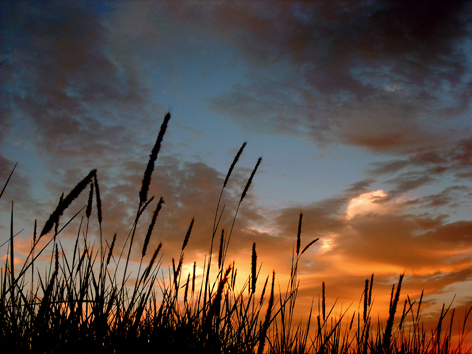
1,0 -> 472,342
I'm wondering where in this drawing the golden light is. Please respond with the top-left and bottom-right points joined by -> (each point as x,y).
346,189 -> 389,219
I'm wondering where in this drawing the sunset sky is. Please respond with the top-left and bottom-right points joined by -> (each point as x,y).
1,0 -> 472,338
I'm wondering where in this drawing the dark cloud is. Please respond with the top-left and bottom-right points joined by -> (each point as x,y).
201,1 -> 472,153
0,0 -> 269,272
414,137 -> 472,170
407,185 -> 471,209
272,178 -> 378,239
367,137 -> 472,204
385,172 -> 435,196
46,153 -> 268,268
1,1 -> 164,179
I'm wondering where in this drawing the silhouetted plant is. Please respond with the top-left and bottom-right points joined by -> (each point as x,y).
0,113 -> 470,354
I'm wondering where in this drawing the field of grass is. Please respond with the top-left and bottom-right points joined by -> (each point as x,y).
1,113 -> 471,353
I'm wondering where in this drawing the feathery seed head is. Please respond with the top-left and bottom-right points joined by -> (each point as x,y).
223,142 -> 246,188
240,157 -> 262,203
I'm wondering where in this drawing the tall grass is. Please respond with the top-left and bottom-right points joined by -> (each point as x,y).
1,113 -> 471,353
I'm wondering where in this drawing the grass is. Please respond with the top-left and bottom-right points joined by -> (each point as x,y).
1,113 -> 471,353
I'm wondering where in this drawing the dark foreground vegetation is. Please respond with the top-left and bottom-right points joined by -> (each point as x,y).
1,113 -> 471,353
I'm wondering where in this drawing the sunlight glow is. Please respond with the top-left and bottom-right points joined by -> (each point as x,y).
319,234 -> 336,253
345,190 -> 389,219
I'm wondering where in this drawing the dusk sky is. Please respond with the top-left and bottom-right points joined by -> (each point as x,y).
1,0 -> 472,336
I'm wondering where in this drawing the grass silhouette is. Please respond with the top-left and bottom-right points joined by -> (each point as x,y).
1,113 -> 471,353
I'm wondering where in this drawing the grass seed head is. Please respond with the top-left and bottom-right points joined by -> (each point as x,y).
296,212 -> 303,257
139,112 -> 171,206
218,229 -> 225,269
223,141 -> 246,188
142,197 -> 164,258
106,233 -> 117,267
240,157 -> 262,203
40,169 -> 96,237
86,182 -> 94,219
251,242 -> 257,294
93,174 -> 102,225
181,217 -> 194,251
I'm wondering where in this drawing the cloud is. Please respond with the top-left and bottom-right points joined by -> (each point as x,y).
0,0 -> 272,275
414,186 -> 472,209
306,186 -> 472,276
1,1 -> 165,181
366,137 -> 472,211
372,137 -> 472,175
11,149 -> 465,314
202,1 -> 472,153
26,153 -> 266,268
255,182 -> 472,320
0,1 -> 175,244
345,190 -> 389,219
